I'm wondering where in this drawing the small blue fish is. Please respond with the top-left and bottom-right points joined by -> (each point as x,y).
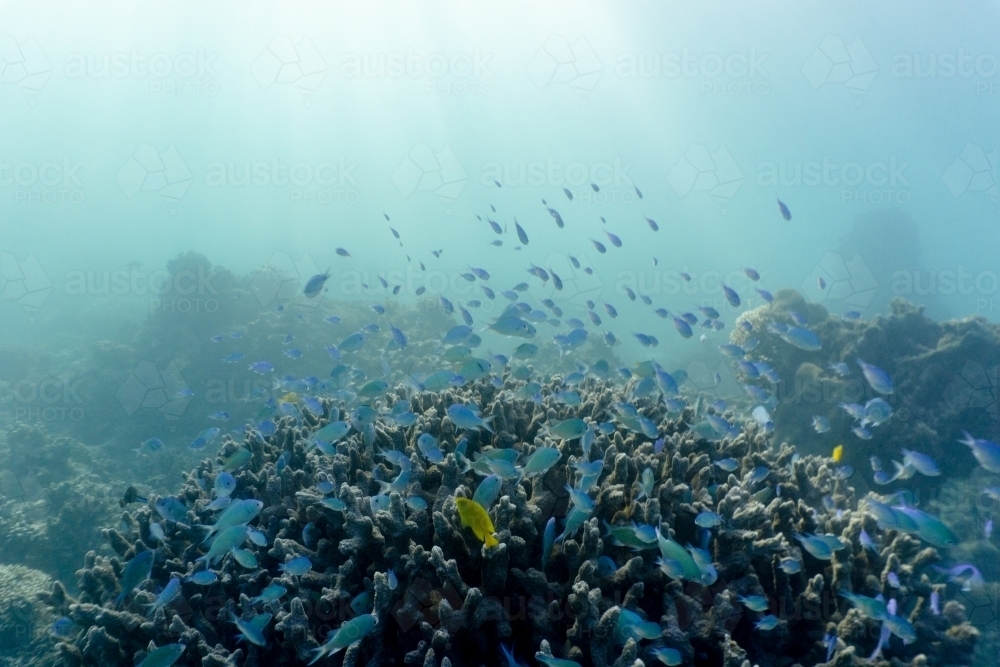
733,595 -> 767,613
959,430 -> 1000,473
251,583 -> 287,604
188,427 -> 220,450
565,485 -> 596,513
186,571 -> 218,585
279,556 -> 312,576
776,196 -> 791,220
714,458 -> 739,472
304,270 -> 331,297
322,498 -> 347,512
135,438 -> 165,455
542,517 -> 556,568
155,496 -> 188,523
214,471 -> 236,498
857,358 -> 893,394
755,614 -> 779,630
405,496 -> 427,511
779,558 -> 801,574
249,361 -> 274,374
722,284 -> 740,307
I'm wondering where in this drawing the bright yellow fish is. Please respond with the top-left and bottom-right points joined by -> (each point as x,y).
455,498 -> 498,547
280,392 -> 299,404
832,445 -> 843,463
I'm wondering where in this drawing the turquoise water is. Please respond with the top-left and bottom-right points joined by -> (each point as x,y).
2,4 -> 1000,667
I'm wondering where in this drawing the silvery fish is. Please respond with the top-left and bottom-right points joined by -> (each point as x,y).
755,615 -> 779,631
137,644 -> 186,667
447,403 -> 494,432
543,418 -> 587,441
636,467 -> 655,500
839,591 -> 888,621
232,548 -> 258,569
737,595 -> 769,612
201,499 -> 263,542
196,525 -> 249,566
279,556 -> 312,576
309,614 -> 378,664
522,447 -> 560,478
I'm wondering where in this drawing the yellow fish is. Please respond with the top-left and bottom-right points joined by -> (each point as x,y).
280,392 -> 299,404
455,498 -> 498,547
832,445 -> 843,463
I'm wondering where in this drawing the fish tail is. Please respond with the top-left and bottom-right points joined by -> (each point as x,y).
308,646 -> 328,665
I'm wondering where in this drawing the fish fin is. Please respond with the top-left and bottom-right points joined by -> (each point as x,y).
485,533 -> 499,548
308,646 -> 327,665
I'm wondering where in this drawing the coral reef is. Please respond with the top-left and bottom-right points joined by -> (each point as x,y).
0,424 -> 120,585
45,369 -> 978,667
733,292 -> 1000,490
0,564 -> 61,667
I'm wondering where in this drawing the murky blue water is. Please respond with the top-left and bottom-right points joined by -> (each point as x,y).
2,4 -> 1000,666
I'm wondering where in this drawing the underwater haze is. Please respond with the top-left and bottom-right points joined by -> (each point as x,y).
2,3 -> 1000,667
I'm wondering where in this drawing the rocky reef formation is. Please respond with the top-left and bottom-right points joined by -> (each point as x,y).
43,369 -> 979,667
0,564 -> 61,667
732,291 -> 1000,487
0,424 -> 121,585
